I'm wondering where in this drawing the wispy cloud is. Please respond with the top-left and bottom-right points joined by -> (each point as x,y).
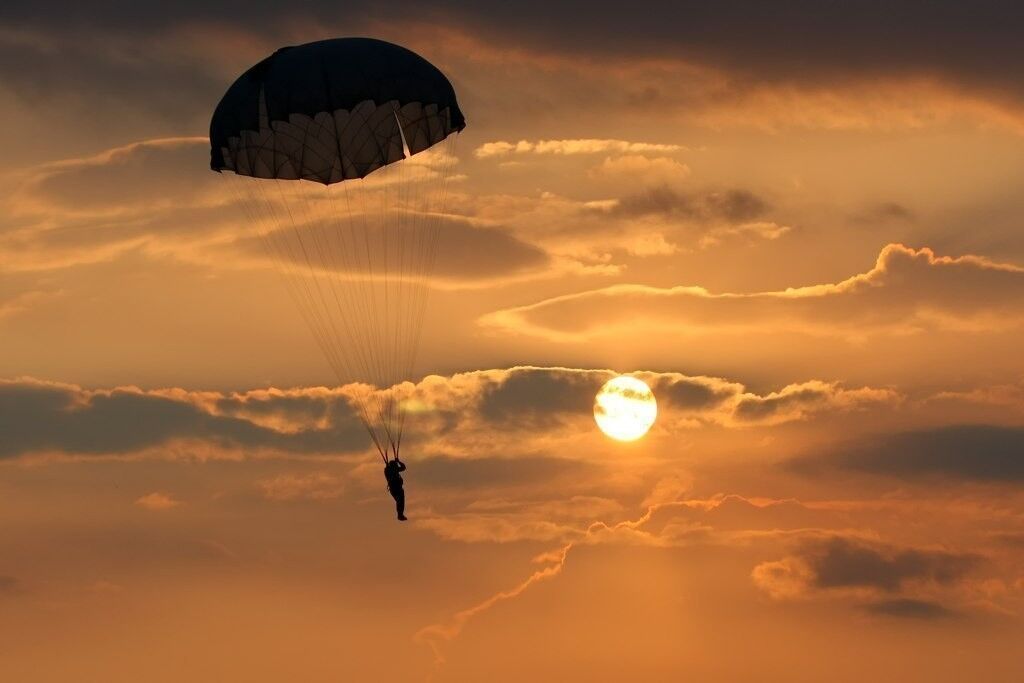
480,244 -> 1024,341
474,139 -> 684,159
134,491 -> 181,510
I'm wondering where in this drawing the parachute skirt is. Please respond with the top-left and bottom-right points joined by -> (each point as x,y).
215,95 -> 460,184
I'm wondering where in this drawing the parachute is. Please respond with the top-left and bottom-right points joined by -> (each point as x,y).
210,38 -> 466,462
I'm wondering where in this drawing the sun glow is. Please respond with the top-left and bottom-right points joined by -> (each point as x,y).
593,375 -> 657,441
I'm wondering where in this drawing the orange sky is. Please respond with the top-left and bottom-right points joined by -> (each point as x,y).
2,4 -> 1024,681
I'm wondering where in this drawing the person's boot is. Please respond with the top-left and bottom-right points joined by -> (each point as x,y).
397,514 -> 408,521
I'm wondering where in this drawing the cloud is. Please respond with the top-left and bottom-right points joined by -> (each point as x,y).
0,368 -> 901,462
0,2 -> 1015,76
5,7 -> 1024,156
474,139 -> 683,158
608,186 -> 769,222
413,490 -> 883,668
931,383 -> 1024,411
415,492 -> 683,666
851,202 -> 916,226
450,187 -> 782,272
442,181 -> 784,271
5,137 -> 556,286
650,375 -> 899,427
752,535 -> 982,618
3,138 -> 241,270
0,24 -> 228,130
0,286 -> 62,320
807,536 -> 979,591
244,215 -> 550,285
476,367 -> 611,426
134,492 -> 181,510
213,388 -> 341,433
732,381 -> 899,425
639,373 -> 739,410
639,474 -> 693,508
0,378 -> 368,459
415,544 -> 571,665
587,155 -> 691,186
433,366 -> 892,436
380,2 -> 1024,106
258,471 -> 345,501
19,137 -> 214,215
698,221 -> 791,248
480,244 -> 1024,342
10,3 -> 1024,109
798,424 -> 1024,483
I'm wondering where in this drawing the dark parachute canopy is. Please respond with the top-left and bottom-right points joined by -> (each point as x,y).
210,37 -> 465,182
210,38 -> 465,462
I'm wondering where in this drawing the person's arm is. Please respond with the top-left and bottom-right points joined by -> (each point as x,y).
396,459 -> 406,471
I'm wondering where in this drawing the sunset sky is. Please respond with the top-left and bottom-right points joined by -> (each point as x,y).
3,3 -> 1024,681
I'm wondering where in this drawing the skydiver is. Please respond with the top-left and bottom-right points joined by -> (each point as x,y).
384,456 -> 407,521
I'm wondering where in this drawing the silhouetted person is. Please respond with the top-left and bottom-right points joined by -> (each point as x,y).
384,457 -> 407,521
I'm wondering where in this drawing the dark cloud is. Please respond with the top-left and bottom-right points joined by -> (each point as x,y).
434,220 -> 549,280
0,379 -> 368,458
403,1 -> 1024,98
733,386 -> 830,422
753,535 -> 982,616
472,368 -> 888,430
705,190 -> 769,222
4,2 -> 1021,100
611,186 -> 769,223
800,425 -> 1024,483
24,138 -> 212,213
644,374 -> 736,411
852,202 -> 916,225
0,28 -> 224,131
807,536 -> 978,592
477,367 -> 611,425
865,598 -> 955,620
254,216 -> 549,282
611,186 -> 694,218
215,391 -> 336,426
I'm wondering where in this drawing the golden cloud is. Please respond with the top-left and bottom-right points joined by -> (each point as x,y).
587,154 -> 692,186
134,491 -> 181,510
0,367 -> 902,462
474,138 -> 685,158
2,137 -> 561,287
480,244 -> 1024,342
257,471 -> 345,502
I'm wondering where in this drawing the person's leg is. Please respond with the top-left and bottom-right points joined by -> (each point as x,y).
396,488 -> 406,520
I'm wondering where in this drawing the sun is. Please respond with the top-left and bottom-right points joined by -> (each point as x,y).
593,375 -> 657,442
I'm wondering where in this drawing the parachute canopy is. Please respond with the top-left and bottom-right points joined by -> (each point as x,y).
210,37 -> 466,184
210,38 -> 465,463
